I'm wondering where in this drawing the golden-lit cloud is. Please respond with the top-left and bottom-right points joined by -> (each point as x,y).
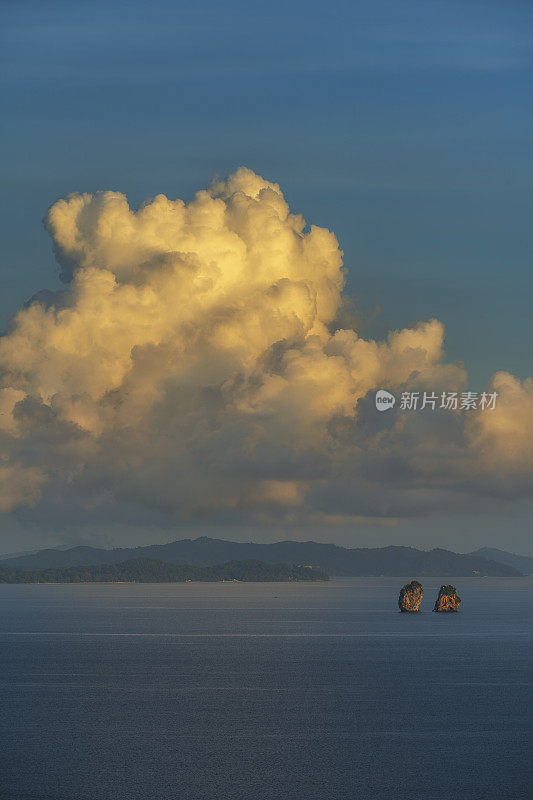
0,168 -> 531,522
467,372 -> 533,472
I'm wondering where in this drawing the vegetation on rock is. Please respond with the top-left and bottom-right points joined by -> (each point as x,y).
398,580 -> 424,612
433,584 -> 461,612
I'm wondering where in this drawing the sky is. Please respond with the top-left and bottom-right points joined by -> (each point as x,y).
0,0 -> 532,554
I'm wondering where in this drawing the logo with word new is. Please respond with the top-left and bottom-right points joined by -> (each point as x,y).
375,390 -> 396,411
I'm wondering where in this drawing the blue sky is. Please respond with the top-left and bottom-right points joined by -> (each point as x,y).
0,0 -> 532,553
2,0 -> 532,386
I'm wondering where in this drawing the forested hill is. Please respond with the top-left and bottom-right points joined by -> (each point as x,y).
0,558 -> 329,584
0,538 -> 522,576
468,547 -> 533,575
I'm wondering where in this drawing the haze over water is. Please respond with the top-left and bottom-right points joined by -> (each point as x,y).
1,577 -> 531,799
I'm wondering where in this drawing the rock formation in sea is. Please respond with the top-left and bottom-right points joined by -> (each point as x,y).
433,585 -> 461,612
398,580 -> 423,612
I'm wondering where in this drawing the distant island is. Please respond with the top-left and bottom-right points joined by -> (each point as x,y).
0,537 -> 525,577
0,558 -> 329,584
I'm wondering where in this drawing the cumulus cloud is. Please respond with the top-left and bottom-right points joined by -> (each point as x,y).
467,372 -> 533,476
0,168 -> 531,526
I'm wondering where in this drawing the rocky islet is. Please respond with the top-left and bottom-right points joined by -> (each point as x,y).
398,580 -> 424,612
398,581 -> 461,612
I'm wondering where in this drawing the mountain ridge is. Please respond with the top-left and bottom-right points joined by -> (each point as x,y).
0,537 -> 522,577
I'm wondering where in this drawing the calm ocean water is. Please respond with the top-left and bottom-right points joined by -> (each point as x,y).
0,577 -> 531,800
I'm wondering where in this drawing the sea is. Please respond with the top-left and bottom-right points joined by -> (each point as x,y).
0,577 -> 531,800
